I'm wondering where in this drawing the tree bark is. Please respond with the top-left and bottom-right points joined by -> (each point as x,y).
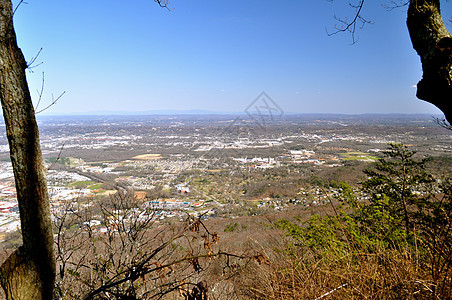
0,1 -> 55,299
407,0 -> 452,122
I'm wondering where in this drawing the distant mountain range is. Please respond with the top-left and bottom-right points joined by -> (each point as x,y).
40,109 -> 237,116
39,109 -> 445,118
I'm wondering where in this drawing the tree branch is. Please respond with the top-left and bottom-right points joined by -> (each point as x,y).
327,0 -> 372,44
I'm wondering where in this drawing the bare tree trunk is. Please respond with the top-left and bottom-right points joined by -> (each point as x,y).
0,1 -> 55,299
407,0 -> 452,122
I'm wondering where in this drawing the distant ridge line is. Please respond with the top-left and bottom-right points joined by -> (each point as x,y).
36,110 -> 444,118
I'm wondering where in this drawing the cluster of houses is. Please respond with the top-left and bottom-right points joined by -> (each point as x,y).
233,157 -> 279,169
77,165 -> 116,174
289,150 -> 323,165
48,187 -> 92,201
0,201 -> 19,233
0,185 -> 16,198
144,199 -> 204,210
0,164 -> 19,233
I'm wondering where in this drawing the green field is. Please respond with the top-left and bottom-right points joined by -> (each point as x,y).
46,157 -> 84,167
87,183 -> 104,190
67,180 -> 95,189
340,152 -> 378,162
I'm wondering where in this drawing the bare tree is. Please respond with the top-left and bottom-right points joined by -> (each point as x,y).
0,1 -> 55,299
53,193 -> 247,300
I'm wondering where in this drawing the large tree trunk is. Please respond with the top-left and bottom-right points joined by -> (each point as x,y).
407,0 -> 452,122
0,1 -> 55,299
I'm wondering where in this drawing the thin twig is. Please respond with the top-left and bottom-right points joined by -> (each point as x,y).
382,1 -> 409,11
82,251 -> 246,300
321,187 -> 358,250
34,72 -> 45,111
47,143 -> 65,170
12,0 -> 27,17
433,116 -> 452,130
326,0 -> 372,44
27,47 -> 43,70
154,0 -> 173,11
35,91 -> 66,114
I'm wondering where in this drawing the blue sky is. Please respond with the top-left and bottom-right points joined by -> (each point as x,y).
11,0 -> 450,115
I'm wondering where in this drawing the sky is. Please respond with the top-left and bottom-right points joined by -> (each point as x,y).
11,0 -> 451,115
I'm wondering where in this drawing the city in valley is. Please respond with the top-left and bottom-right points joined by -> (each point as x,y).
0,114 -> 451,242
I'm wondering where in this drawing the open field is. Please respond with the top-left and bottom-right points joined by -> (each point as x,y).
340,151 -> 379,161
132,153 -> 162,160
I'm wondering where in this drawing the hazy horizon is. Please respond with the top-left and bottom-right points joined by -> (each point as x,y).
35,110 -> 445,117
